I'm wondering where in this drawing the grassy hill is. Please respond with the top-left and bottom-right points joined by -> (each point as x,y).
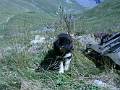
0,0 -> 84,47
75,0 -> 120,33
0,0 -> 83,13
0,0 -> 84,24
0,0 -> 120,90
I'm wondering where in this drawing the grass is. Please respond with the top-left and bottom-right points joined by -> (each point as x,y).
75,0 -> 120,33
0,31 -> 119,90
0,0 -> 120,90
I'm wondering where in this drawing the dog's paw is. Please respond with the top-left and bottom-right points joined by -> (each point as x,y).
59,61 -> 64,73
59,69 -> 64,73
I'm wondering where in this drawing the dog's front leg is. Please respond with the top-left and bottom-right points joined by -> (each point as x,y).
64,53 -> 72,71
59,61 -> 64,73
64,58 -> 71,71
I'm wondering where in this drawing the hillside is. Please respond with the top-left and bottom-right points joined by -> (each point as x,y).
0,0 -> 84,13
0,0 -> 84,24
0,0 -> 84,47
75,0 -> 120,33
0,0 -> 82,49
0,0 -> 120,90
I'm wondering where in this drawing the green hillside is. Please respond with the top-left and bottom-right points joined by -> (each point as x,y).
0,0 -> 84,24
0,0 -> 84,47
0,0 -> 120,90
0,0 -> 83,13
75,0 -> 120,33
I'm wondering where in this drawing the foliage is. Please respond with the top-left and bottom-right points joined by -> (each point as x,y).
0,0 -> 120,90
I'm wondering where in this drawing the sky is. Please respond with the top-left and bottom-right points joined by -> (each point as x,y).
75,0 -> 102,8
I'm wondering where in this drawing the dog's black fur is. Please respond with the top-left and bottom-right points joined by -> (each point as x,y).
36,33 -> 73,71
53,33 -> 73,56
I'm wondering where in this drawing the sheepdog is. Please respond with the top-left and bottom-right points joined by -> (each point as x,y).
36,33 -> 73,73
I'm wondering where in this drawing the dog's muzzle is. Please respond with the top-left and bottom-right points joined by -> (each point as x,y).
60,46 -> 66,53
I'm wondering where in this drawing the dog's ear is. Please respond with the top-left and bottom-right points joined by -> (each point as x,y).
58,33 -> 73,43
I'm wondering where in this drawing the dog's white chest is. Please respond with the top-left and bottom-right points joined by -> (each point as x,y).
59,53 -> 72,73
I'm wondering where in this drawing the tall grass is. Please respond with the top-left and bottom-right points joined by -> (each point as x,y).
0,1 -> 120,90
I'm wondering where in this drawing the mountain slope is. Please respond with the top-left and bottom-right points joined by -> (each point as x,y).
0,0 -> 84,22
0,0 -> 85,35
75,0 -> 120,33
0,0 -> 120,90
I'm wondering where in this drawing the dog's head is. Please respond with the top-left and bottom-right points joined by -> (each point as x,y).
53,33 -> 73,54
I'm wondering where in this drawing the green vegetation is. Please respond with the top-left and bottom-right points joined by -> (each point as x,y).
0,0 -> 120,90
75,0 -> 120,33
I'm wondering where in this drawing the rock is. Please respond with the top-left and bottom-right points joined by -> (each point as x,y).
93,79 -> 119,90
29,35 -> 46,54
30,35 -> 45,45
20,80 -> 51,90
42,27 -> 55,32
75,34 -> 99,49
94,80 -> 106,86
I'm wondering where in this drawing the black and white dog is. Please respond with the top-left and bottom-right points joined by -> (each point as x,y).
37,33 -> 73,73
53,33 -> 73,73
